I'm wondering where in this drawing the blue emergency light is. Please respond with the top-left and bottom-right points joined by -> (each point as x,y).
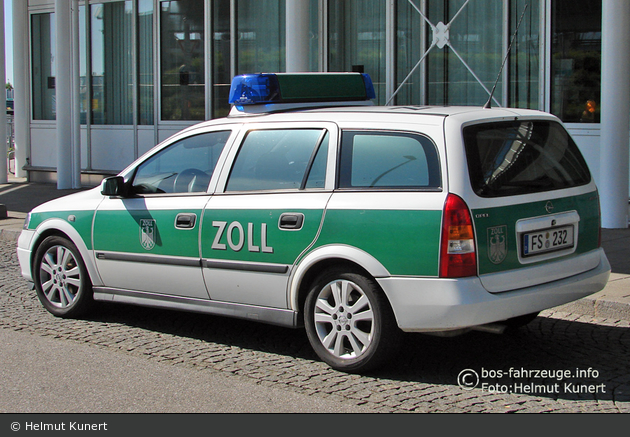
228,72 -> 376,106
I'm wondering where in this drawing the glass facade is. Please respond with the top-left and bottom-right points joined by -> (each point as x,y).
550,0 -> 602,123
27,0 -> 606,171
160,0 -> 205,121
91,1 -> 134,125
236,0 -> 285,74
509,0 -> 540,110
329,0 -> 387,104
427,0 -> 502,106
138,0 -> 154,125
395,0 -> 540,108
31,13 -> 56,120
211,0 -> 231,118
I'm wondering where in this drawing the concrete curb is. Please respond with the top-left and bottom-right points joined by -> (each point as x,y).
554,274 -> 630,321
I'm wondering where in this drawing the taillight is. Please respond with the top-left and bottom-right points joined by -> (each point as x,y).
440,194 -> 477,278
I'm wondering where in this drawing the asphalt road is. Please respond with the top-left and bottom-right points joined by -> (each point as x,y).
0,328 -> 376,413
1,236 -> 629,413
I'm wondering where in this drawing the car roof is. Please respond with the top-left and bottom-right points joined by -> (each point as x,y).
182,105 -> 556,133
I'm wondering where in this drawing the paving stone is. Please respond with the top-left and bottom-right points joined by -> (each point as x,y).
1,238 -> 629,413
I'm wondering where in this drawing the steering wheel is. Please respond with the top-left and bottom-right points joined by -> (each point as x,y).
173,168 -> 210,193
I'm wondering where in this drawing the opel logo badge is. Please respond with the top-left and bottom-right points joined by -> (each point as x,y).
545,201 -> 554,214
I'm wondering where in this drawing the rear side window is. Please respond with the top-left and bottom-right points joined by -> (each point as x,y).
338,131 -> 441,189
463,121 -> 591,197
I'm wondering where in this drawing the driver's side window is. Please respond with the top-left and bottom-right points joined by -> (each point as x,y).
132,130 -> 231,194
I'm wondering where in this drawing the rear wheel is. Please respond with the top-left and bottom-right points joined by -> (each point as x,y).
304,268 -> 401,373
33,236 -> 94,318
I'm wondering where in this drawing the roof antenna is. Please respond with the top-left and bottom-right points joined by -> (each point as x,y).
484,4 -> 528,109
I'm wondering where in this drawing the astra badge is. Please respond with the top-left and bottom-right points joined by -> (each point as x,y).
140,219 -> 156,251
487,225 -> 508,265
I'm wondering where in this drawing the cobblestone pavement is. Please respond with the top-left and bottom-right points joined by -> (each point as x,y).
1,236 -> 629,413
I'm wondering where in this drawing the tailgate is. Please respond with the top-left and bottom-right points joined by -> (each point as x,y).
461,118 -> 601,293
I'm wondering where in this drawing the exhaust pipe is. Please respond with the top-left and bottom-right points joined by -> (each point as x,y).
471,323 -> 508,335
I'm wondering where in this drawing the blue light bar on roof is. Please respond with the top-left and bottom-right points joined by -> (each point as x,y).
228,73 -> 376,105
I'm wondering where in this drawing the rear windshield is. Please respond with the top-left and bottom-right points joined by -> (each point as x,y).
463,120 -> 591,197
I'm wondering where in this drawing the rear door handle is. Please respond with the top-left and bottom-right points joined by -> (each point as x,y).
175,213 -> 197,229
279,213 -> 304,230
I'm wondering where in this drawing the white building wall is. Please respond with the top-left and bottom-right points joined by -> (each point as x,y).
566,125 -> 601,185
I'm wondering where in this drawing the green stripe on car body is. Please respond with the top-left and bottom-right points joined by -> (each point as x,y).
28,211 -> 95,250
473,191 -> 600,275
201,209 -> 325,264
93,209 -> 202,258
311,209 -> 442,277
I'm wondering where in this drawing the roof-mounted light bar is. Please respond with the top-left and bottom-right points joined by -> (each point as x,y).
228,72 -> 376,107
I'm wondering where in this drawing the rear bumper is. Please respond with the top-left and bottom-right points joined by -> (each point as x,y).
378,248 -> 610,332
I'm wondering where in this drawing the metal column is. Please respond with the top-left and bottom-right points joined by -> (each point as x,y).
12,0 -> 28,179
0,0 -> 6,184
286,0 -> 310,72
55,0 -> 81,189
600,0 -> 630,228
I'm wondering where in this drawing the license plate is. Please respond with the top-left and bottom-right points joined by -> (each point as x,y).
522,225 -> 574,257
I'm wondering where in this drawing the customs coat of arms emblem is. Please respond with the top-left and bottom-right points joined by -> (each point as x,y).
140,219 -> 156,251
488,225 -> 507,264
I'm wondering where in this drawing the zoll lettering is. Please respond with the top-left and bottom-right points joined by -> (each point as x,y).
212,221 -> 273,253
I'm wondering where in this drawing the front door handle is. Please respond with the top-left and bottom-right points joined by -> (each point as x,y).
175,213 -> 197,229
279,213 -> 304,230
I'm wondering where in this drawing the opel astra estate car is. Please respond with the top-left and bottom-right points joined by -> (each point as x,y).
17,73 -> 611,372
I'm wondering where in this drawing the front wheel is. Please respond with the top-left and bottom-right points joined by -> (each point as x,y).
33,236 -> 94,318
304,268 -> 401,373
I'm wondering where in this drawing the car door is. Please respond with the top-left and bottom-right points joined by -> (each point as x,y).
92,128 -> 235,299
200,122 -> 337,309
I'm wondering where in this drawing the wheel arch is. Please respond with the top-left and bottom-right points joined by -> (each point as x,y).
288,244 -> 391,313
30,219 -> 102,286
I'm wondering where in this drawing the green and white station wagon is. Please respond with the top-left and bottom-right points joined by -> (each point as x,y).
18,73 -> 611,372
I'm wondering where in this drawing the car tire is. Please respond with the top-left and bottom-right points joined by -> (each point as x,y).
304,268 -> 401,373
33,235 -> 94,318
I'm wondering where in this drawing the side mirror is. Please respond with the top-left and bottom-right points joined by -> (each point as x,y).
101,176 -> 128,197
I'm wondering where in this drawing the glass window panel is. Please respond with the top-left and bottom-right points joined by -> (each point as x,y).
426,0 -> 503,106
160,0 -> 205,121
32,13 -> 56,120
339,131 -> 441,189
395,0 -> 424,105
91,2 -> 134,125
138,0 -> 154,125
308,0 -> 319,71
226,129 -> 325,192
305,132 -> 329,189
236,0 -> 285,74
328,0 -> 386,104
132,130 -> 232,194
212,0 -> 231,118
79,6 -> 88,124
463,121 -> 591,197
550,0 -> 601,123
509,0 -> 540,109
